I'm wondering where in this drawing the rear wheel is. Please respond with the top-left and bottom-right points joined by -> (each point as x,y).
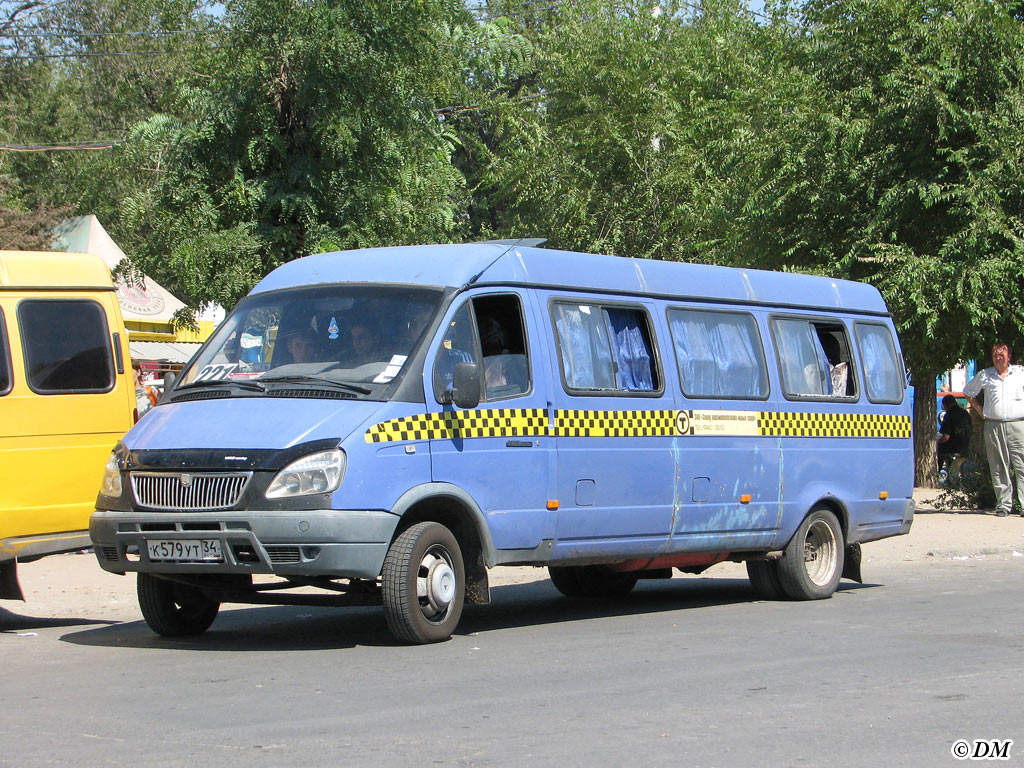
548,565 -> 586,597
578,566 -> 638,597
137,573 -> 220,637
382,522 -> 465,644
549,565 -> 638,597
746,559 -> 785,600
778,508 -> 844,600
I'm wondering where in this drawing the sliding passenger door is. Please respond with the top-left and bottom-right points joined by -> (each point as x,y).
547,298 -> 676,558
665,307 -> 780,550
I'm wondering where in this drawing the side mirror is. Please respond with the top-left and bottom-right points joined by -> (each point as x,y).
451,362 -> 481,409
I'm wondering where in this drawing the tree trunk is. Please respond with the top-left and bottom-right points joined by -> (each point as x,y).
913,375 -> 938,487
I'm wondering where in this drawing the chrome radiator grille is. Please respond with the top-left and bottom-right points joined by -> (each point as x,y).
131,472 -> 251,511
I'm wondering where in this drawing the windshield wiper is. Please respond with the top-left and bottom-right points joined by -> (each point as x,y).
176,378 -> 266,393
259,375 -> 372,395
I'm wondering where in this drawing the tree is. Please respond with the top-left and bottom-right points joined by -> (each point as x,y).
123,0 -> 473,311
466,0 -> 815,262
0,0 -> 218,235
0,174 -> 71,249
746,0 -> 1024,484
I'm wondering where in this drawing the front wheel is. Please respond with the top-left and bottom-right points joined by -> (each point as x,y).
777,508 -> 844,600
137,573 -> 220,637
382,522 -> 465,644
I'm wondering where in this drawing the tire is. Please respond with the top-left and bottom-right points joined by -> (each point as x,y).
548,565 -> 586,597
549,565 -> 638,598
746,559 -> 785,600
777,508 -> 845,600
137,573 -> 220,637
382,521 -> 465,644
577,565 -> 638,597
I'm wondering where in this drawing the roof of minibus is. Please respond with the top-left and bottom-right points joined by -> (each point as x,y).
250,243 -> 889,314
0,250 -> 114,289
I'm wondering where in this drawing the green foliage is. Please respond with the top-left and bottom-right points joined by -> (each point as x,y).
754,0 -> 1024,376
934,455 -> 996,511
465,0 -> 822,264
0,174 -> 72,249
1,0 -> 218,235
123,0 -> 472,308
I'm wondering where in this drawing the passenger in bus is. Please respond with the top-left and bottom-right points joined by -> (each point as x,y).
964,341 -> 1024,517
819,333 -> 849,396
481,317 -> 508,384
402,304 -> 434,345
289,331 -> 317,364
346,321 -> 380,366
276,329 -> 317,365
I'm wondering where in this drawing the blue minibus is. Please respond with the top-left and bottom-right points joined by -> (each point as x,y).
90,242 -> 914,643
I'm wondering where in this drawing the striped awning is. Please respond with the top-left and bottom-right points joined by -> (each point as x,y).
129,341 -> 203,365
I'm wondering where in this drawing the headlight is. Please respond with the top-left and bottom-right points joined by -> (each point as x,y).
100,453 -> 122,497
266,449 -> 345,499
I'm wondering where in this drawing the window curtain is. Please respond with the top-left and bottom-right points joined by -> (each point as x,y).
670,311 -> 766,397
858,326 -> 901,401
555,305 -> 614,389
774,319 -> 828,396
605,308 -> 654,391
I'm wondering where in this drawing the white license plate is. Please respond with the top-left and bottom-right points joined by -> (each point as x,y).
146,539 -> 223,562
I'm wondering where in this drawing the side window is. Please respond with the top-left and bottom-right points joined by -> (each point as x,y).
474,294 -> 531,401
855,323 -> 904,403
18,299 -> 114,394
432,295 -> 533,404
554,302 -> 659,393
432,302 -> 479,401
772,317 -> 857,400
668,309 -> 768,399
0,308 -> 11,395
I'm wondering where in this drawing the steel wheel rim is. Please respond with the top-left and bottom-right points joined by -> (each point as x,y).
416,544 -> 456,623
803,519 -> 838,586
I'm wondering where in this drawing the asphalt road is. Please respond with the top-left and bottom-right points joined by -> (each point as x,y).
2,557 -> 1022,768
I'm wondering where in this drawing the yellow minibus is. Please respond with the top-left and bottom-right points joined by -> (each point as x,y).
1,250 -> 135,599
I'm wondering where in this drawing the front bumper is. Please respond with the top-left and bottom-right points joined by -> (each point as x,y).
89,508 -> 400,580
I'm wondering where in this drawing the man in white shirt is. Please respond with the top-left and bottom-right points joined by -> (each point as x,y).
964,342 -> 1024,516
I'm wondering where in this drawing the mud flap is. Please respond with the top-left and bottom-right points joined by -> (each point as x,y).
842,543 -> 862,583
0,560 -> 25,601
465,552 -> 491,605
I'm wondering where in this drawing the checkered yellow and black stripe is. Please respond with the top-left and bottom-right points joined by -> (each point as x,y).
365,407 -> 911,442
364,408 -> 549,443
758,411 -> 911,438
552,409 -> 677,438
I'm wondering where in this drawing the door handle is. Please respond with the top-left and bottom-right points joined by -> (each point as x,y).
505,440 -> 533,448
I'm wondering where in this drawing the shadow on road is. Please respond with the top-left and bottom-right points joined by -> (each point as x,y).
0,606 -> 118,632
460,576 -> 876,636
54,574 -> 879,652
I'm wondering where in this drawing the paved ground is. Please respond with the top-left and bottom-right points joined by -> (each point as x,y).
4,487 -> 1022,627
3,489 -> 1022,768
3,513 -> 1023,768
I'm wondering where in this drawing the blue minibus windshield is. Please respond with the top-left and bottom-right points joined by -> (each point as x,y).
176,285 -> 442,396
